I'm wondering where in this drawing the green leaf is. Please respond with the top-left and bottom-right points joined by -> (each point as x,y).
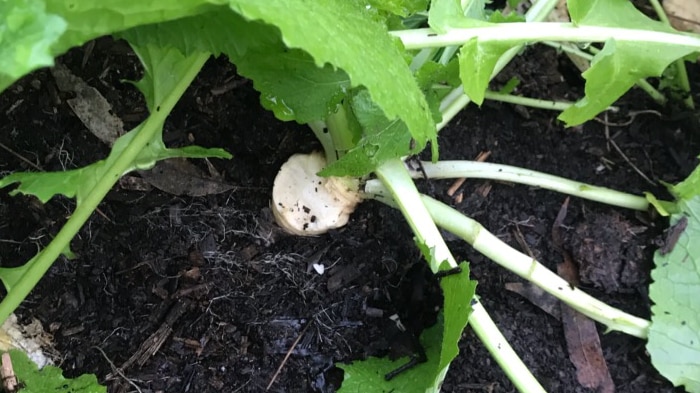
8,350 -> 106,393
428,0 -> 464,33
45,0 -> 226,57
415,59 -> 461,123
227,0 -> 436,148
458,38 -> 514,105
672,162 -> 700,201
0,0 -> 66,92
121,12 -> 349,123
367,0 -> 429,17
648,198 -> 700,392
250,50 -> 350,123
0,129 -> 230,206
321,89 -> 412,177
338,261 -> 475,392
116,10 -> 280,58
429,0 -> 489,33
2,0 -> 228,91
559,0 -> 698,125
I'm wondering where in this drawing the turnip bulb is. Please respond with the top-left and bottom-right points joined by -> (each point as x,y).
271,152 -> 361,236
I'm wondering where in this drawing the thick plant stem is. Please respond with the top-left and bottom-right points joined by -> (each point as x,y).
375,159 -> 457,272
421,195 -> 651,338
407,160 -> 653,211
469,297 -> 547,393
0,53 -> 210,325
374,159 -> 547,392
392,24 -> 700,51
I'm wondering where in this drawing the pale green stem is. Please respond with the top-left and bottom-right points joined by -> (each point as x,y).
483,91 -> 575,111
375,159 -> 456,272
392,24 -> 700,50
408,160 -> 654,211
364,179 -> 651,338
420,195 -> 651,338
373,159 -> 547,392
308,120 -> 336,163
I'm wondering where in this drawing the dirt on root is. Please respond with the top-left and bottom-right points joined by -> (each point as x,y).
0,37 -> 698,393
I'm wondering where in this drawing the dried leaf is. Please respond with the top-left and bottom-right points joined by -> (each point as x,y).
138,158 -> 233,196
51,63 -> 124,145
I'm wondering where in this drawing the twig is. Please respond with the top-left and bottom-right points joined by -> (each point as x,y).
593,109 -> 662,127
0,142 -> 43,171
266,321 -> 312,391
92,346 -> 143,393
447,151 -> 491,197
602,113 -> 656,186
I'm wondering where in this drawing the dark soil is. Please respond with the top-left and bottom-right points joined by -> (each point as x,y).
0,37 -> 698,393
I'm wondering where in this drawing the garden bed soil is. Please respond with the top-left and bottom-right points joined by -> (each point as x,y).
0,38 -> 698,392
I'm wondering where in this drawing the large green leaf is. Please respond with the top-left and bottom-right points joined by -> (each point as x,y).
120,12 -> 349,123
227,0 -> 436,148
0,0 -> 66,91
45,0 -> 226,56
648,198 -> 700,392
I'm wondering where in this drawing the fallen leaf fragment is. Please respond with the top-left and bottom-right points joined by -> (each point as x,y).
51,63 -> 124,145
504,282 -> 561,321
138,158 -> 233,196
663,0 -> 700,33
553,198 -> 615,393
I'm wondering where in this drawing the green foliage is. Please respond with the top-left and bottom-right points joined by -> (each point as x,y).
339,261 -> 476,392
0,0 -> 66,91
228,0 -> 436,150
648,199 -> 700,392
2,0 -> 700,390
560,0 -> 697,125
321,89 -> 412,177
458,39 -> 513,105
9,350 -> 106,393
672,163 -> 700,201
0,44 -> 215,327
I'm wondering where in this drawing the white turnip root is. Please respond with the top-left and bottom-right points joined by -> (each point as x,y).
271,152 -> 360,236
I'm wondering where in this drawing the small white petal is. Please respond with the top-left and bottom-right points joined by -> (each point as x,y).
312,263 -> 325,275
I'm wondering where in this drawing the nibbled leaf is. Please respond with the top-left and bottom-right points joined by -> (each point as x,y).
46,0 -> 227,57
120,11 -> 349,123
8,350 -> 106,393
338,261 -> 475,393
559,0 -> 698,125
648,198 -> 700,392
